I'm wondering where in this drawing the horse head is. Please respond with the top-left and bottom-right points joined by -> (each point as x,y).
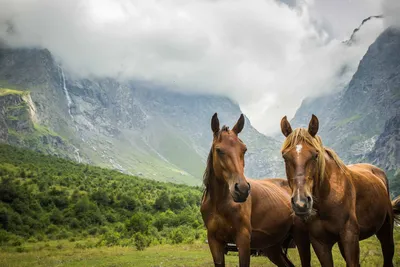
209,113 -> 250,203
280,114 -> 324,217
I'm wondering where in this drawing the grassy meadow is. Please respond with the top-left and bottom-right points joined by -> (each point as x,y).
1,229 -> 400,267
0,144 -> 400,266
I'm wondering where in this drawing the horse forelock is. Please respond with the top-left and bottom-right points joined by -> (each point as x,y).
281,128 -> 348,187
281,128 -> 326,184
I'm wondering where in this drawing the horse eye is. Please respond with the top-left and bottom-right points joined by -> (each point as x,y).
216,148 -> 224,155
314,152 -> 319,160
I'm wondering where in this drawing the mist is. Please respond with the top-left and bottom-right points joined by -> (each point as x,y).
0,0 -> 396,135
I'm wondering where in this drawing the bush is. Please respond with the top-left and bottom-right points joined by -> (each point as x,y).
27,236 -> 38,243
102,231 -> 121,247
126,212 -> 152,234
15,246 -> 26,253
56,230 -> 71,240
74,242 -> 86,249
134,233 -> 150,251
170,228 -> 185,244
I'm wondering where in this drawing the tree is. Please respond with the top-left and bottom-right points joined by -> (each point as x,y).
126,212 -> 152,234
170,194 -> 186,211
154,191 -> 170,211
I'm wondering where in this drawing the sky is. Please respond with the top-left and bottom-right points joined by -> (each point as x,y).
0,0 -> 399,135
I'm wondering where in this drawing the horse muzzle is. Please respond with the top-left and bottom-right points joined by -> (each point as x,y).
232,182 -> 251,203
291,195 -> 313,216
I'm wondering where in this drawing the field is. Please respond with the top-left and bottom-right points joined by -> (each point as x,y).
1,230 -> 399,267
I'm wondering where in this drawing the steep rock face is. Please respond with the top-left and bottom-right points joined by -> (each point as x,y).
291,27 -> 400,164
367,114 -> 399,175
0,47 -> 284,185
0,88 -> 75,158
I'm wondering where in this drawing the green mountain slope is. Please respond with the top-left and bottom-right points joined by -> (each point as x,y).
0,144 -> 204,247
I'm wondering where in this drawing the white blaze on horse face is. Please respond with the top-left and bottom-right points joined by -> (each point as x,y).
296,144 -> 302,157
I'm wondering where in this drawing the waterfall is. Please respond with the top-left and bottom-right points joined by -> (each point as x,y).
58,65 -> 73,118
58,65 -> 82,163
73,145 -> 82,163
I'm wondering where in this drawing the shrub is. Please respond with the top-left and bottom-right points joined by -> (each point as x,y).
126,212 -> 152,234
102,231 -> 121,247
15,246 -> 26,253
134,233 -> 150,251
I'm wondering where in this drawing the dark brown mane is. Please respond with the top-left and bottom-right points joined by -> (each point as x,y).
202,125 -> 230,199
203,147 -> 213,192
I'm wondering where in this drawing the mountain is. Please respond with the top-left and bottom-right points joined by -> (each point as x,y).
0,47 -> 284,185
290,27 -> 400,192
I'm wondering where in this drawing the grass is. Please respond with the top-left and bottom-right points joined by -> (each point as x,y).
1,230 -> 399,267
336,114 -> 361,127
33,123 -> 63,138
0,88 -> 26,97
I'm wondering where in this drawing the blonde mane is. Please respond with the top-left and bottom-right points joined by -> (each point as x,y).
281,128 -> 347,184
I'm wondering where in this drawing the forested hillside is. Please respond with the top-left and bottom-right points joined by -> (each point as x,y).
0,144 -> 204,250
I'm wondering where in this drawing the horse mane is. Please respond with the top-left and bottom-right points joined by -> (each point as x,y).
281,128 -> 347,184
202,125 -> 230,199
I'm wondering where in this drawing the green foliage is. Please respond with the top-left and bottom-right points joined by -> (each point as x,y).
134,232 -> 150,251
0,144 -> 203,249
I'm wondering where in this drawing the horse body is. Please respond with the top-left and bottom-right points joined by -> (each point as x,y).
280,114 -> 400,267
248,178 -> 293,247
201,178 -> 293,247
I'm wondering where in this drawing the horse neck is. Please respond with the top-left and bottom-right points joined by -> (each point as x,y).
207,174 -> 231,205
314,150 -> 345,200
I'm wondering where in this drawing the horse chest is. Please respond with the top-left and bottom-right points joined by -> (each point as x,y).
306,217 -> 341,241
207,213 -> 237,242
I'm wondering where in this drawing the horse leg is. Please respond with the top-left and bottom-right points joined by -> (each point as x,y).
235,231 -> 251,267
339,218 -> 360,267
376,214 -> 394,267
263,245 -> 294,267
293,223 -> 311,267
207,234 -> 225,267
311,239 -> 334,267
338,241 -> 346,262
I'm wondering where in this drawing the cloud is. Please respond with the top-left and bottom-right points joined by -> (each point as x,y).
382,0 -> 400,28
0,0 -> 386,135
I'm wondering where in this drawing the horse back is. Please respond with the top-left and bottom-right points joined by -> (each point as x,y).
347,163 -> 389,194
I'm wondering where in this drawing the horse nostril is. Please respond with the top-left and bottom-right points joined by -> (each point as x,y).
306,196 -> 312,203
235,183 -> 239,192
247,182 -> 251,191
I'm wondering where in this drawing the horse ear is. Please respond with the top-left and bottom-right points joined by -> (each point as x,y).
308,114 -> 319,137
211,113 -> 220,135
232,114 -> 245,135
280,116 -> 292,137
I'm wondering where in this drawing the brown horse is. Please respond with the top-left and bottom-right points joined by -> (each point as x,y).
280,114 -> 400,267
201,113 -> 311,267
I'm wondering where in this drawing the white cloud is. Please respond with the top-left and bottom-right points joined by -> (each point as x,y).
382,0 -> 400,28
0,0 -> 388,135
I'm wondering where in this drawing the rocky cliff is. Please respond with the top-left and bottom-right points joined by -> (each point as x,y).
0,47 -> 284,185
290,27 -> 400,191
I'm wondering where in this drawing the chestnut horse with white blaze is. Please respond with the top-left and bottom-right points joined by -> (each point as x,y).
201,113 -> 311,267
280,114 -> 400,267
